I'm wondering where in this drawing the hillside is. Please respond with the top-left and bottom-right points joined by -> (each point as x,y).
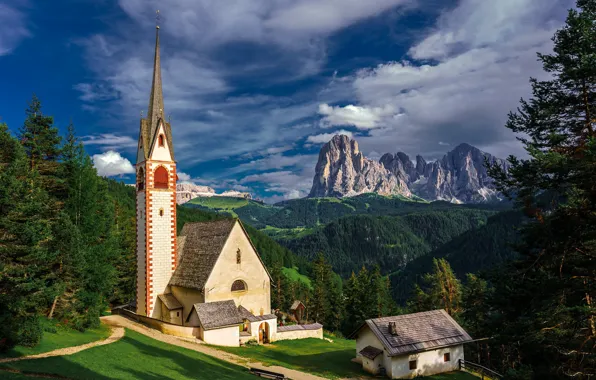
281,209 -> 498,277
390,210 -> 525,303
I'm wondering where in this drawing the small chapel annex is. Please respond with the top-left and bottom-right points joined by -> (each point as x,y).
121,23 -> 322,347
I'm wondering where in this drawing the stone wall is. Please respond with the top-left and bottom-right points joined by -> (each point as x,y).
275,326 -> 323,341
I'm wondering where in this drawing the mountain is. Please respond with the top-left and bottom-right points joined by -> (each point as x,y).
309,135 -> 411,198
176,183 -> 252,205
309,135 -> 510,203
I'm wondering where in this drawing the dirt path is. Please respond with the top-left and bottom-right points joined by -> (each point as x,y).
101,315 -> 327,380
0,327 -> 124,364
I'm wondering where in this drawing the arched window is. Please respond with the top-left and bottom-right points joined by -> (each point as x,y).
231,280 -> 247,292
236,249 -> 241,264
158,134 -> 165,147
137,167 -> 145,191
154,166 -> 169,189
159,208 -> 164,217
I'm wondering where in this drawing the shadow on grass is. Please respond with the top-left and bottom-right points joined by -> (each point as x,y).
5,330 -> 254,380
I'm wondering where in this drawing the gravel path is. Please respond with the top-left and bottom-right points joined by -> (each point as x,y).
101,315 -> 328,380
0,327 -> 124,364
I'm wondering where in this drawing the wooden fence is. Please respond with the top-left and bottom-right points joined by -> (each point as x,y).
459,359 -> 503,379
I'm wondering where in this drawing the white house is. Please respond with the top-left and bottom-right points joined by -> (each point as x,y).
352,310 -> 473,379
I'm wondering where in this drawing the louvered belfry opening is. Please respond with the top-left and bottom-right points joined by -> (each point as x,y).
154,166 -> 169,189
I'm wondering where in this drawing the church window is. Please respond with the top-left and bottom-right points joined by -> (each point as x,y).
137,167 -> 145,191
236,248 -> 241,264
176,312 -> 180,317
159,208 -> 164,217
158,134 -> 165,147
154,166 -> 169,189
231,280 -> 247,292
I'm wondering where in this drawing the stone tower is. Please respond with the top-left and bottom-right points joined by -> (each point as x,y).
135,24 -> 177,318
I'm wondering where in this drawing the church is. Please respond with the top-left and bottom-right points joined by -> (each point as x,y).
130,23 -> 322,347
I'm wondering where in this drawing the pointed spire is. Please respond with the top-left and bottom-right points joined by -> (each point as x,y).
147,24 -> 164,138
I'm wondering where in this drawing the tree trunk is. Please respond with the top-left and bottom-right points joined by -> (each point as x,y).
48,296 -> 58,319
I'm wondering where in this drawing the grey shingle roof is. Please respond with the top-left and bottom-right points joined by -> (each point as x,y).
358,309 -> 473,356
192,301 -> 243,330
277,323 -> 323,332
359,346 -> 383,360
169,219 -> 272,292
169,219 -> 237,291
237,306 -> 276,322
158,293 -> 182,310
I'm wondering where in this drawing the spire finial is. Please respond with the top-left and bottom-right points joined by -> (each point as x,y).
156,10 -> 160,29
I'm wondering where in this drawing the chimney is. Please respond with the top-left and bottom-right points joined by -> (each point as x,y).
388,322 -> 398,335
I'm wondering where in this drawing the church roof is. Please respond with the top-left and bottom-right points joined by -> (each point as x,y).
158,293 -> 182,310
138,25 -> 175,160
192,300 -> 243,330
351,309 -> 473,357
169,219 -> 272,292
237,305 -> 276,322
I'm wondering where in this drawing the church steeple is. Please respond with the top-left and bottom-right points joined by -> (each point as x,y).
147,25 -> 165,141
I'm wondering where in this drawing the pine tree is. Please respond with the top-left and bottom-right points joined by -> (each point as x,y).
0,123 -> 57,350
310,254 -> 330,323
484,1 -> 596,376
407,258 -> 462,316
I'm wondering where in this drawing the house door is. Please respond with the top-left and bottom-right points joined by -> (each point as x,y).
258,322 -> 269,344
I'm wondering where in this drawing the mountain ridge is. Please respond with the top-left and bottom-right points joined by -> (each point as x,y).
309,135 -> 510,203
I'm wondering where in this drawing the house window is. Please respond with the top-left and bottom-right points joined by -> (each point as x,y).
409,360 -> 417,370
231,280 -> 247,292
158,134 -> 165,147
154,166 -> 169,189
444,353 -> 450,362
159,208 -> 164,217
236,249 -> 241,264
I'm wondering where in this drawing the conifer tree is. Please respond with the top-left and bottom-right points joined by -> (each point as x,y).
407,258 -> 462,316
484,1 -> 596,376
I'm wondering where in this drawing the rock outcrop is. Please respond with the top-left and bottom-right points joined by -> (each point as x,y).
176,184 -> 252,205
308,135 -> 411,198
309,135 -> 509,203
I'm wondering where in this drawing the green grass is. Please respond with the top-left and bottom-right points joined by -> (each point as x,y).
261,225 -> 314,239
0,319 -> 111,359
3,329 -> 255,380
217,336 -> 365,379
281,266 -> 312,289
189,196 -> 250,210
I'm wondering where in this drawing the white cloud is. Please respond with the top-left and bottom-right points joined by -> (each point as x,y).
177,171 -> 192,182
82,134 -> 137,151
337,0 -> 573,160
92,151 -> 135,177
0,4 -> 30,56
306,130 -> 353,144
239,170 -> 313,203
318,103 -> 397,129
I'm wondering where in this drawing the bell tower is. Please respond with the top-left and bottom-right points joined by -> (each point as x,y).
135,21 -> 177,318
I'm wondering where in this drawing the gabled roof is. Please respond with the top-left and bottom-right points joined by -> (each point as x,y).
237,305 -> 277,322
359,346 -> 383,360
158,293 -> 182,310
190,300 -> 243,330
290,300 -> 305,311
353,310 -> 473,357
169,218 -> 272,292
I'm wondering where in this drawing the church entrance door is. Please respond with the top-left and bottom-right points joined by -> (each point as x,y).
258,322 -> 269,344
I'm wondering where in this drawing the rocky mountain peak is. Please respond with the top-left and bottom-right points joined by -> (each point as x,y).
309,134 -> 509,203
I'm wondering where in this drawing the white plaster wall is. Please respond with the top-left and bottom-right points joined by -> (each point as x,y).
248,319 -> 277,342
149,123 -> 172,162
187,308 -> 200,327
204,222 -> 271,314
148,188 -> 175,318
136,144 -> 145,163
136,191 -> 146,316
170,286 -> 204,325
391,344 -> 464,379
274,328 -> 322,342
384,352 -> 393,379
169,309 -> 182,325
363,355 -> 383,375
355,327 -> 384,362
203,326 -> 240,347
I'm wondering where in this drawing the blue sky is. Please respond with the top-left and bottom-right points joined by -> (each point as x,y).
0,0 -> 572,202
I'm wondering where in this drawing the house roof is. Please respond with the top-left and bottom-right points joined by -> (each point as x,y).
158,293 -> 182,310
237,306 -> 277,323
169,218 -> 272,292
290,300 -> 305,311
191,301 -> 243,330
359,346 -> 383,360
354,310 -> 473,357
